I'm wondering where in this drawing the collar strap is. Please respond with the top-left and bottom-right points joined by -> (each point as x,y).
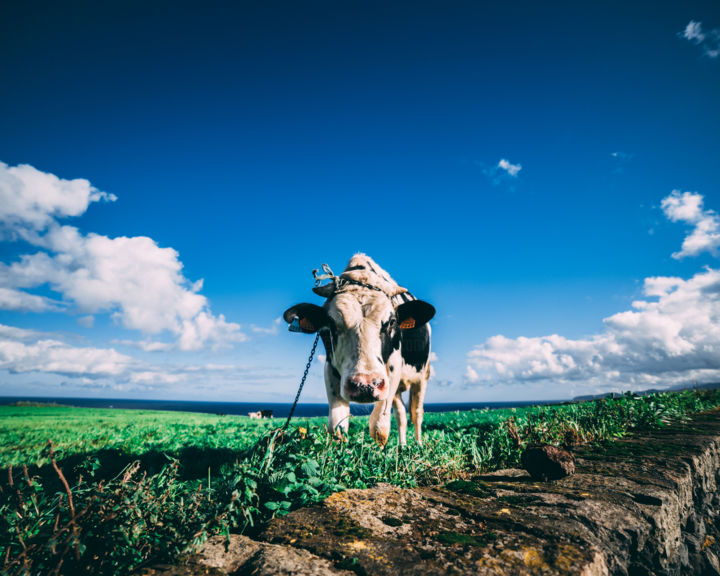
313,263 -> 386,295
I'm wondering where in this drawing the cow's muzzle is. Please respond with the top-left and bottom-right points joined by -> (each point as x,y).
345,373 -> 387,403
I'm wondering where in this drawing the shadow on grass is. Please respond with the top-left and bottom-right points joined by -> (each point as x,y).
3,445 -> 253,491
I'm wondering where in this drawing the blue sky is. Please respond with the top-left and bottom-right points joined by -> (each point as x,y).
1,0 -> 719,403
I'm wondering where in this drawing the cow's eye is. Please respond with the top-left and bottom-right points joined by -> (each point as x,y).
382,318 -> 396,333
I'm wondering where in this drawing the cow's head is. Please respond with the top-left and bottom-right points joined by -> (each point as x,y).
284,289 -> 435,403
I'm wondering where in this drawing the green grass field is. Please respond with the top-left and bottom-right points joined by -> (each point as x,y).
2,388 -> 720,576
0,405 -> 284,467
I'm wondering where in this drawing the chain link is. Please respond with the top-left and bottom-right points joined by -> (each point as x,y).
282,333 -> 320,430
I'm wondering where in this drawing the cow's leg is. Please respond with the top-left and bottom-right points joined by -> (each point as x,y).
369,398 -> 392,447
392,393 -> 407,447
409,380 -> 427,446
328,399 -> 350,436
326,364 -> 350,435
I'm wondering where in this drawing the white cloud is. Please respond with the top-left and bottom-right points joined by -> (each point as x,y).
0,287 -> 61,312
466,193 -> 720,394
467,267 -> 720,391
680,21 -> 720,59
0,324 -> 42,342
251,317 -> 282,335
478,158 -> 523,186
0,162 -> 116,235
497,158 -> 522,177
139,341 -> 175,352
0,162 -> 245,350
0,326 -> 135,378
684,21 -> 706,43
128,371 -> 187,385
0,322 -> 248,394
661,190 -> 720,258
464,365 -> 479,383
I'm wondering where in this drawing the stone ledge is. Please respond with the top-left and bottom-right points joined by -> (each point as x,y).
143,409 -> 720,575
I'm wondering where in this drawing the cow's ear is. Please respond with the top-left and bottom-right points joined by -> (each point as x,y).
396,300 -> 435,330
283,303 -> 330,334
312,284 -> 336,298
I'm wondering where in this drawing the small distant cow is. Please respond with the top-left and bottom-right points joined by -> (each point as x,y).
248,409 -> 274,419
284,254 -> 435,446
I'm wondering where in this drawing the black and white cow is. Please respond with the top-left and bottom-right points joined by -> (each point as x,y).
283,254 -> 435,446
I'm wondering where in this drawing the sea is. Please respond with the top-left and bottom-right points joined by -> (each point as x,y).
0,396 -> 559,418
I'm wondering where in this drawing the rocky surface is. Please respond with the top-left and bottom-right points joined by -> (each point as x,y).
142,409 -> 720,575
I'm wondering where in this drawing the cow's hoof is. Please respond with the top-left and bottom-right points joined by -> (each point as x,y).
372,427 -> 389,447
327,426 -> 348,442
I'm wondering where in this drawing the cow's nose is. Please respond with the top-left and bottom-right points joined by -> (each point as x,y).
348,374 -> 385,388
346,373 -> 387,401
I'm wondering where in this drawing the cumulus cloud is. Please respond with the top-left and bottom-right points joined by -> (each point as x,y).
680,20 -> 720,58
467,267 -> 720,392
0,162 -> 245,350
0,162 -> 116,236
466,191 -> 720,395
661,190 -> 720,258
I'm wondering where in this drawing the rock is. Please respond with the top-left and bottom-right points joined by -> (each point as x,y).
240,544 -> 354,575
521,444 -> 576,481
140,534 -> 353,576
193,535 -> 262,573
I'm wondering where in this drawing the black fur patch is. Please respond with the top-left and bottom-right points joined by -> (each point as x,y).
319,320 -> 338,365
400,324 -> 430,371
380,320 -> 401,363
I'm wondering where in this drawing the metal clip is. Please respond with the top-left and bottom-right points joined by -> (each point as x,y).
312,263 -> 336,286
288,316 -> 303,333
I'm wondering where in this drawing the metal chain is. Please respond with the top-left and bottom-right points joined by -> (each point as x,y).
339,277 -> 384,293
282,333 -> 320,430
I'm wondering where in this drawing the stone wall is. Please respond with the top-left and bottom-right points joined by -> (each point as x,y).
141,409 -> 720,575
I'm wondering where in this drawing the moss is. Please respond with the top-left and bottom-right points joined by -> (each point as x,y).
444,479 -> 493,498
436,530 -> 497,547
334,554 -> 368,576
580,438 -> 689,462
380,516 -> 403,527
496,494 -> 542,506
522,547 -> 547,569
332,516 -> 373,541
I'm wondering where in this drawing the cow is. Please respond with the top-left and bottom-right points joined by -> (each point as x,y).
248,410 -> 273,419
283,254 -> 435,447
